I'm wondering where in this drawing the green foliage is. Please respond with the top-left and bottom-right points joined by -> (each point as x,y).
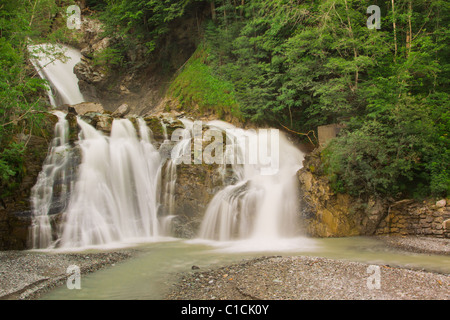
92,47 -> 124,69
98,0 -> 201,65
168,46 -> 242,119
323,96 -> 449,198
0,143 -> 25,197
0,0 -> 53,196
1,0 -> 449,200
202,0 -> 449,198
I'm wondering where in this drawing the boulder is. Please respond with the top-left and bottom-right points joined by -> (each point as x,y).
112,103 -> 130,118
71,102 -> 105,115
74,57 -> 107,84
444,219 -> 450,230
436,199 -> 447,208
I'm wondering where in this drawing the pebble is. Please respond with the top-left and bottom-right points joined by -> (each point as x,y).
167,237 -> 450,300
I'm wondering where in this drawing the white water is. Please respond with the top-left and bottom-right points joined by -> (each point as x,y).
30,111 -> 74,248
58,118 -> 163,248
28,43 -> 85,107
30,115 -> 199,249
196,121 -> 310,251
30,115 -> 312,251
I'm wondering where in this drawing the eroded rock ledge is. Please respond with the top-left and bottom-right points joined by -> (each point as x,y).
0,103 -> 225,249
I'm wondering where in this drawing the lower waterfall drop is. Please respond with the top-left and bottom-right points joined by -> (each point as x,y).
58,117 -> 163,248
30,111 -> 75,249
197,121 -> 314,252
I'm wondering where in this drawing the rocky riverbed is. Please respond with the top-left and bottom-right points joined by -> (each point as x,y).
376,235 -> 450,255
167,236 -> 449,300
167,255 -> 449,300
0,236 -> 448,300
0,250 -> 135,300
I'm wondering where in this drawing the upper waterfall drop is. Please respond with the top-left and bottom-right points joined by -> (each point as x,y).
28,43 -> 85,107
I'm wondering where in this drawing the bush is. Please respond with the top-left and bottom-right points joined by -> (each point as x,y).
322,96 -> 450,199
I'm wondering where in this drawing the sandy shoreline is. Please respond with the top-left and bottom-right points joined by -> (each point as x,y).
0,236 -> 448,300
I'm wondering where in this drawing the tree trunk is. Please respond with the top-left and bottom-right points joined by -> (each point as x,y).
211,1 -> 216,21
344,0 -> 359,91
406,0 -> 412,57
391,0 -> 398,62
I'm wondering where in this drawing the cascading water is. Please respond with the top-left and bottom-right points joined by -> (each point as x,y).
159,119 -> 193,234
196,121 -> 313,251
28,43 -> 85,107
30,114 -> 196,249
58,118 -> 163,248
28,43 -> 313,251
30,111 -> 77,248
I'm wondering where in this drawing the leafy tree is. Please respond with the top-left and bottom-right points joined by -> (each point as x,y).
0,0 -> 63,196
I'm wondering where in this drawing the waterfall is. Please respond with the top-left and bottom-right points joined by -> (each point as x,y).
28,43 -> 85,107
27,43 -> 312,251
196,121 -> 311,251
30,111 -> 77,248
58,118 -> 163,248
30,114 -> 196,249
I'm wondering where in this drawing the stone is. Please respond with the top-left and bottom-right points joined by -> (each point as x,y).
112,103 -> 130,118
72,102 -> 105,115
443,219 -> 450,230
436,199 -> 446,208
434,216 -> 444,223
95,114 -> 114,133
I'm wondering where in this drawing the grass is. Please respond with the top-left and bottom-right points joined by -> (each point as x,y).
167,45 -> 242,120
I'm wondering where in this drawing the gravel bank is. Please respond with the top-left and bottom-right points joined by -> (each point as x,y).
0,250 -> 134,300
167,255 -> 449,300
375,235 -> 450,255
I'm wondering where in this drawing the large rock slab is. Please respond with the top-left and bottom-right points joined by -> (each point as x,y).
298,149 -> 389,237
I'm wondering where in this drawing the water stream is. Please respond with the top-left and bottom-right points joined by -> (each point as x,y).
39,237 -> 450,300
28,43 -> 85,107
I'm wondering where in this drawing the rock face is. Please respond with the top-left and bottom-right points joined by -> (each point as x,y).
73,18 -> 114,108
170,163 -> 224,238
298,149 -> 450,238
298,157 -> 388,237
298,149 -> 389,237
112,103 -> 130,118
0,114 -> 59,250
59,102 -> 105,115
